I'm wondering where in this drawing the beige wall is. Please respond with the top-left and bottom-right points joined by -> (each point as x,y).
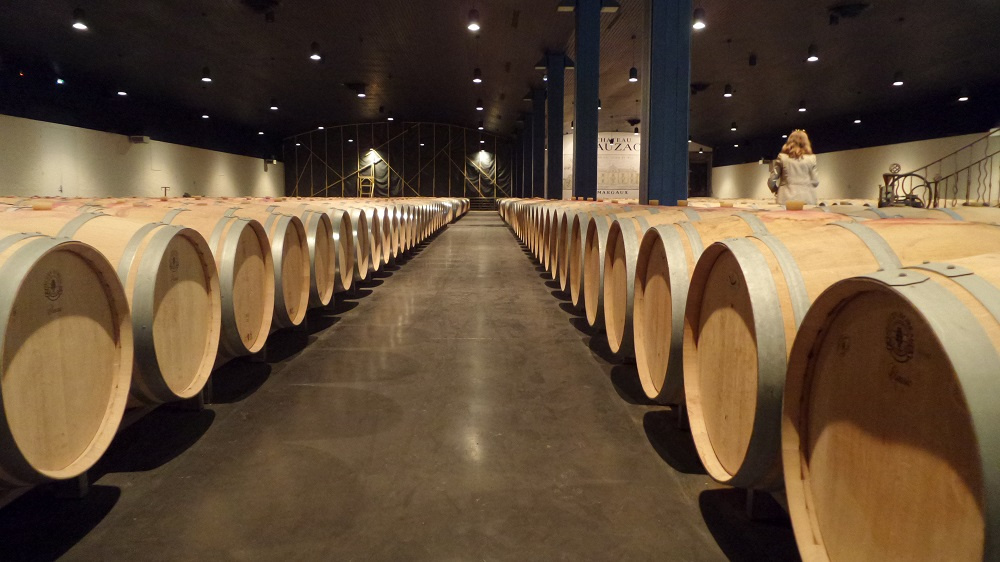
0,114 -> 284,198
712,132 -> 994,202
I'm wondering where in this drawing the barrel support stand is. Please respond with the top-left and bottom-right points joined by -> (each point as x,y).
53,472 -> 89,500
675,402 -> 689,430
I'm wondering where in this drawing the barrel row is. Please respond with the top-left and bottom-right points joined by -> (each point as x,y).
500,196 -> 1000,561
0,195 -> 467,487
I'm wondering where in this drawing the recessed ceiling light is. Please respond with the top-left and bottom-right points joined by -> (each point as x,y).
295,142 -> 301,146
201,67 -> 212,83
202,114 -> 209,119
734,143 -> 739,147
480,140 -> 485,144
467,9 -> 480,32
310,42 -> 321,61
692,7 -> 706,30
348,138 -> 354,143
258,131 -> 264,135
782,134 -> 788,138
958,95 -> 970,102
387,116 -> 394,121
628,67 -> 638,83
688,136 -> 692,143
117,91 -> 127,96
318,126 -> 324,130
806,44 -> 819,62
698,148 -> 704,154
853,119 -> 861,124
420,143 -> 425,146
56,78 -> 65,85
72,8 -> 88,30
356,84 -> 367,98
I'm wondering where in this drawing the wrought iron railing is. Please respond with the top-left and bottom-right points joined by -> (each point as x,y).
880,130 -> 1000,208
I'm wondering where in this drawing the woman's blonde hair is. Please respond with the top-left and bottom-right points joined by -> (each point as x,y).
781,129 -> 813,159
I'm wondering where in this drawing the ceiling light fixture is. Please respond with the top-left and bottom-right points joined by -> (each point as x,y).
357,84 -> 367,98
723,84 -> 733,98
698,148 -> 704,154
270,98 -> 278,110
480,139 -> 485,144
117,91 -> 127,96
295,143 -> 301,146
318,126 -> 324,130
688,136 -> 692,143
692,8 -> 706,30
72,8 -> 88,30
958,87 -> 970,102
56,78 -> 65,85
731,122 -> 737,131
348,138 -> 354,143
201,67 -> 212,83
476,99 -> 484,111
892,72 -> 904,87
633,127 -> 639,136
598,98 -> 602,110
853,119 -> 861,124
387,115 -> 394,121
734,143 -> 739,148
468,9 -> 480,31
543,74 -> 548,82
798,100 -> 807,112
258,131 -> 264,135
202,114 -> 209,119
310,42 -> 321,61
478,120 -> 484,130
807,44 -> 819,62
420,143 -> 425,147
628,67 -> 638,83
782,134 -> 788,139
473,67 -> 482,84
571,121 -> 575,130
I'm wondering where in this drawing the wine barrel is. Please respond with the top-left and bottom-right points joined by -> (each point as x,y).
90,201 -> 274,359
581,207 -> 648,329
230,206 -> 310,329
250,201 -> 336,308
0,230 -> 132,485
345,208 -> 371,283
633,210 -> 859,403
783,253 -> 1000,561
0,206 -> 220,404
683,219 -> 1000,489
603,208 -> 754,359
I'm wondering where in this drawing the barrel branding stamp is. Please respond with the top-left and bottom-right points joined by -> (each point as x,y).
44,270 -> 63,301
169,249 -> 180,273
885,312 -> 915,363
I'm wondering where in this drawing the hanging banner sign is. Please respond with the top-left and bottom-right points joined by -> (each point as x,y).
562,133 -> 641,200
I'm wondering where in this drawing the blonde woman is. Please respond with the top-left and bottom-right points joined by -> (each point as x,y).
768,129 -> 819,205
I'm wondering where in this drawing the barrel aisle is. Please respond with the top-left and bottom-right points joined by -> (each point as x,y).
1,211 -> 789,561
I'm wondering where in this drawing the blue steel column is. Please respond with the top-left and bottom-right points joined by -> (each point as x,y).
546,53 -> 566,200
572,0 -> 601,201
531,89 -> 546,199
521,119 -> 531,198
639,0 -> 692,205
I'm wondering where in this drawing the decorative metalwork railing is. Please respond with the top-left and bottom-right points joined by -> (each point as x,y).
880,130 -> 1000,208
282,122 -> 514,199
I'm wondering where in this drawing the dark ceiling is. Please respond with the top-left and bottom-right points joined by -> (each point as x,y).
1,0 -> 998,164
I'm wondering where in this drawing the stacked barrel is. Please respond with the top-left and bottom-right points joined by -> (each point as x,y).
0,195 -> 467,489
499,196 -> 1000,561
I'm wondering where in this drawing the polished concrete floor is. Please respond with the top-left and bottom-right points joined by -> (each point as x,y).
0,212 -> 798,561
